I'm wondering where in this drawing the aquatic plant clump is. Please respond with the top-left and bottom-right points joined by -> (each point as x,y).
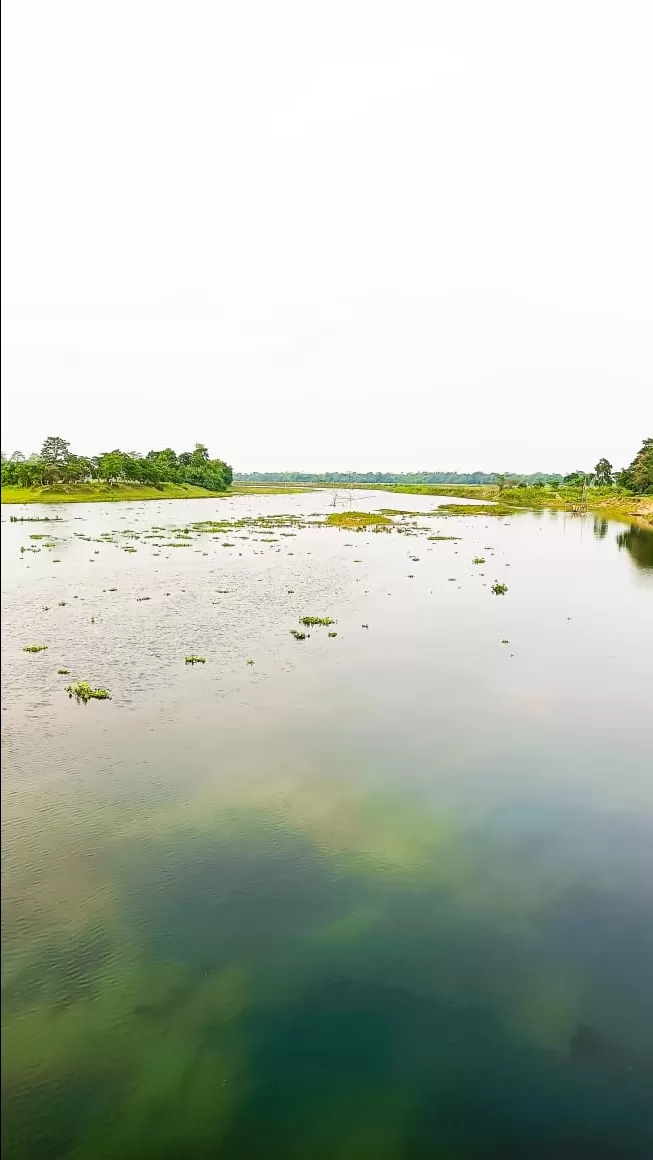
300,616 -> 336,627
290,630 -> 307,641
66,682 -> 111,703
491,582 -> 509,595
326,511 -> 392,529
23,644 -> 48,653
472,557 -> 486,564
185,655 -> 206,664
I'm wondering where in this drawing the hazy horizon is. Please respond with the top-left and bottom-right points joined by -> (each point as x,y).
2,1 -> 652,473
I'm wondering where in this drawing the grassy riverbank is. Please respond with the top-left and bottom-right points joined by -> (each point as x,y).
1,482 -> 227,504
1,481 -> 318,505
3,479 -> 651,525
379,483 -> 653,525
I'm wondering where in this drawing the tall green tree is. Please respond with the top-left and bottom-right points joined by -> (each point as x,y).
617,437 -> 653,494
98,451 -> 126,483
40,436 -> 71,465
593,457 -> 613,486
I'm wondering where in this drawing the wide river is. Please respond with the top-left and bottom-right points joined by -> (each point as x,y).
2,491 -> 652,1159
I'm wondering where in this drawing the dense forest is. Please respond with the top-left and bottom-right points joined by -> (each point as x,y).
1,437 -> 233,492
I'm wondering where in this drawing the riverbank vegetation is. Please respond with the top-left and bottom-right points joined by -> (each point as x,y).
2,482 -> 231,504
1,437 -> 232,498
3,438 -> 651,521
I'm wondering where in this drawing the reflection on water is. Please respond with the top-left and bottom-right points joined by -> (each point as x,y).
2,494 -> 653,1158
616,523 -> 653,571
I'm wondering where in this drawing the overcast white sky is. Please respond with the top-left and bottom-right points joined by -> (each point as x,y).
2,0 -> 651,472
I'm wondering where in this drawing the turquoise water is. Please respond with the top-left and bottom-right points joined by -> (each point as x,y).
2,494 -> 652,1158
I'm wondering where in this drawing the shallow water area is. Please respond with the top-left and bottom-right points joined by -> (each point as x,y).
2,490 -> 653,1159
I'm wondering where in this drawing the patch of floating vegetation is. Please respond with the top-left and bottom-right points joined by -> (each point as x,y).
290,629 -> 307,641
57,667 -> 70,674
436,503 -> 517,517
472,557 -> 486,564
300,616 -> 336,627
492,582 -> 509,595
10,515 -> 63,522
123,546 -> 137,553
136,596 -> 151,601
66,681 -> 111,703
23,644 -> 48,653
328,631 -> 338,637
378,508 -> 422,516
185,655 -> 206,664
246,658 -> 255,665
327,511 -> 392,529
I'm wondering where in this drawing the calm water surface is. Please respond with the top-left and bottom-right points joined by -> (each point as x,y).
2,492 -> 653,1159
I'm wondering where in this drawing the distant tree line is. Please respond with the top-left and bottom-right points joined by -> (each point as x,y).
559,439 -> 653,494
234,439 -> 653,493
1,437 -> 233,492
3,436 -> 651,495
234,470 -> 563,486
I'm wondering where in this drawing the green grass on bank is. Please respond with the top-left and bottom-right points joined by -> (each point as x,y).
1,481 -> 319,505
1,482 -> 227,505
381,483 -> 653,525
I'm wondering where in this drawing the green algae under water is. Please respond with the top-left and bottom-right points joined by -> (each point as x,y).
1,493 -> 653,1159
